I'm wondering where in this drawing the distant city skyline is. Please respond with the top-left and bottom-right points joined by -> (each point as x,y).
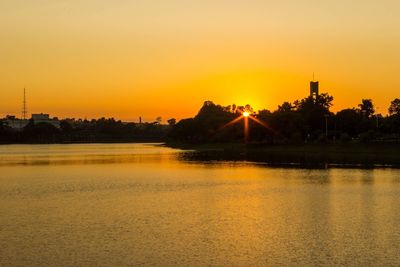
1,1 -> 400,120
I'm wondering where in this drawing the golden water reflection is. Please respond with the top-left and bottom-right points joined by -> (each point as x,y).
1,144 -> 400,266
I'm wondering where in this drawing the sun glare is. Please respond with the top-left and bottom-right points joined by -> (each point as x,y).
243,111 -> 250,117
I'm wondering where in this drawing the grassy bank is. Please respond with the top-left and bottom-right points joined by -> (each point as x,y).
166,141 -> 400,167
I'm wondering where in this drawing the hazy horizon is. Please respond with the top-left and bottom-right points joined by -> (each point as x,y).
1,0 -> 400,121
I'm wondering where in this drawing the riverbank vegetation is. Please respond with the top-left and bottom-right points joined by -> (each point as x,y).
168,96 -> 400,145
1,92 -> 399,147
0,118 -> 169,144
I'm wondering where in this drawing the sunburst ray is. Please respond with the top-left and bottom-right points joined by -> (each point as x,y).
219,116 -> 243,130
249,116 -> 279,135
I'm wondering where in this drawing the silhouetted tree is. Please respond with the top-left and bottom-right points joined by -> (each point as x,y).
167,118 -> 176,126
294,93 -> 334,139
169,101 -> 239,143
316,93 -> 334,110
277,102 -> 294,112
232,104 -> 237,113
295,93 -> 333,112
245,104 -> 254,114
60,120 -> 73,133
155,117 -> 162,125
358,99 -> 375,118
335,109 -> 361,138
270,107 -> 303,143
389,98 -> 400,116
22,121 -> 60,143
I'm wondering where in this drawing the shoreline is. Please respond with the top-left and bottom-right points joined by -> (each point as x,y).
166,141 -> 400,168
1,141 -> 399,168
0,140 -> 164,145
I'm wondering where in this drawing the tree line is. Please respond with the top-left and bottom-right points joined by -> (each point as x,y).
168,95 -> 400,144
1,94 -> 399,145
0,117 -> 170,144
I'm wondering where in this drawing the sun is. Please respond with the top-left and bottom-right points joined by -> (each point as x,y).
243,111 -> 250,117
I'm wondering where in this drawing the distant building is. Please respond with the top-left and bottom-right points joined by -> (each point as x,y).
32,113 -> 50,122
32,113 -> 61,129
3,115 -> 29,131
310,81 -> 319,100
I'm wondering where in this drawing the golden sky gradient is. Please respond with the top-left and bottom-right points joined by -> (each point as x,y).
1,0 -> 400,121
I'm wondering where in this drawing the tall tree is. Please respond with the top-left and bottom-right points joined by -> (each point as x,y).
167,118 -> 176,126
335,109 -> 362,137
388,98 -> 400,116
358,99 -> 375,118
277,102 -> 294,112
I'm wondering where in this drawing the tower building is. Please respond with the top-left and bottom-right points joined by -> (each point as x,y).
310,81 -> 319,100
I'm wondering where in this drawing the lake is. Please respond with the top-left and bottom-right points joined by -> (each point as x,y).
1,143 -> 400,266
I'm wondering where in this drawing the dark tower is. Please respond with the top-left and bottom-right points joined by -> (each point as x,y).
310,81 -> 319,100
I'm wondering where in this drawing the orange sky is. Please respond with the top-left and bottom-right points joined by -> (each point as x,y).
1,1 -> 400,122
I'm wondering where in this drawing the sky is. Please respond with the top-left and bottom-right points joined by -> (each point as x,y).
1,0 -> 400,122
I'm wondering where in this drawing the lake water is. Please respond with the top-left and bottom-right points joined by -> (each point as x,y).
1,143 -> 400,266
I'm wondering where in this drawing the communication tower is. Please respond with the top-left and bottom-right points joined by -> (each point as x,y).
22,88 -> 28,120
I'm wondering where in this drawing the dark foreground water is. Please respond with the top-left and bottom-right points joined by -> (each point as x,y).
1,143 -> 400,266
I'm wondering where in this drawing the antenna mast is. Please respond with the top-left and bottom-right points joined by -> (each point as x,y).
22,88 -> 27,120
